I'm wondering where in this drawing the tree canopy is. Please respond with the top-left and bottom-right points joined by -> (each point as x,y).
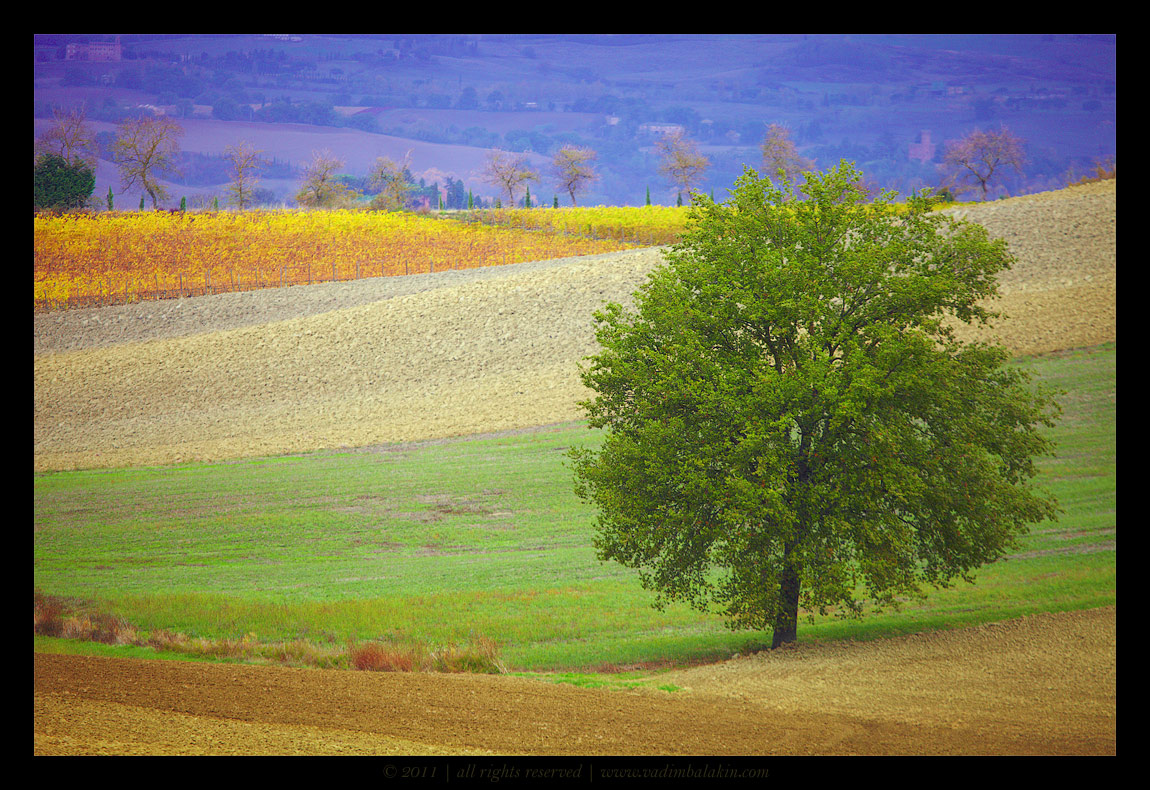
296,149 -> 358,208
760,123 -> 814,186
655,130 -> 709,204
36,106 -> 98,168
570,162 -> 1060,648
368,151 -> 415,211
224,140 -> 265,209
112,115 -> 184,209
483,149 -> 538,207
552,145 -> 598,206
34,153 -> 95,210
942,125 -> 1027,201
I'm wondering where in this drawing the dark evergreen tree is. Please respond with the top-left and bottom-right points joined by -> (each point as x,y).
34,154 -> 95,210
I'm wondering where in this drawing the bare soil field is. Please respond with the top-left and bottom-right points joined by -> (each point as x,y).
34,606 -> 1115,756
34,179 -> 1115,473
34,180 -> 1116,756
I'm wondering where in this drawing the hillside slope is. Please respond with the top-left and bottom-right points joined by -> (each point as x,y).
33,179 -> 1115,473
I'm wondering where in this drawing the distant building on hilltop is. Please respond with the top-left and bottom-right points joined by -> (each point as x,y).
639,123 -> 684,137
908,130 -> 935,163
66,36 -> 121,62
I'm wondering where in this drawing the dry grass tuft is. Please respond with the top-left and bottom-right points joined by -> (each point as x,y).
62,612 -> 137,645
349,641 -> 423,672
34,592 -> 65,637
35,591 -> 506,674
432,636 -> 508,674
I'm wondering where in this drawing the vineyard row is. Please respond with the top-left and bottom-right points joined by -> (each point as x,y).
34,208 -> 689,312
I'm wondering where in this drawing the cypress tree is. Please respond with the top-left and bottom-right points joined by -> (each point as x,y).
107,186 -> 114,211
645,185 -> 651,206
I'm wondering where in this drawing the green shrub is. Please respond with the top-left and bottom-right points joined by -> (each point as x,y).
34,154 -> 95,211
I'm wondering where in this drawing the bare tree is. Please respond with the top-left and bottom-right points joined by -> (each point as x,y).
941,125 -> 1027,201
760,123 -> 813,185
224,140 -> 265,209
296,149 -> 357,208
655,130 -> 709,204
369,150 -> 415,211
36,106 -> 98,168
112,115 -> 184,208
483,149 -> 538,207
552,145 -> 598,206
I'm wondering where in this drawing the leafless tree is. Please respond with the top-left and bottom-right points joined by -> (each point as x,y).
552,145 -> 598,206
369,150 -> 415,211
655,130 -> 709,204
112,115 -> 184,208
941,126 -> 1027,201
760,123 -> 813,185
36,106 -> 98,168
224,140 -> 265,209
483,149 -> 538,207
296,149 -> 357,208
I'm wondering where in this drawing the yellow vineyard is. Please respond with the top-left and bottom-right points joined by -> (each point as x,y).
33,207 -> 687,312
461,204 -> 689,245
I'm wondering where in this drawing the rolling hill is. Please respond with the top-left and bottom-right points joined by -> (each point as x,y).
33,178 -> 1115,473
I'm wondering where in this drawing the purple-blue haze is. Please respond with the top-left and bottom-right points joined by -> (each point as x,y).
34,34 -> 1116,207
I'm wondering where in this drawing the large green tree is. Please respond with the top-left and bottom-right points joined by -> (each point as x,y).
570,162 -> 1060,648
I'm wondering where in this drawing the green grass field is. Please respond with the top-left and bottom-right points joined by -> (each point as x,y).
33,343 -> 1115,673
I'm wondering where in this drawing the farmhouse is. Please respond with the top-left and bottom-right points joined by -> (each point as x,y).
639,123 -> 684,136
65,36 -> 121,62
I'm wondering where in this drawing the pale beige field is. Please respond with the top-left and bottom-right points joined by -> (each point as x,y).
34,180 -> 1115,473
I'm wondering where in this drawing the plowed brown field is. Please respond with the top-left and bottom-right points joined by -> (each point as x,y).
34,607 -> 1116,756
34,180 -> 1116,756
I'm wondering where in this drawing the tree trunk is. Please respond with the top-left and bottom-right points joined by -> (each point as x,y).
771,559 -> 801,648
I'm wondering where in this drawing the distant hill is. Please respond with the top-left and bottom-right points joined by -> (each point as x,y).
34,33 -> 1116,207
